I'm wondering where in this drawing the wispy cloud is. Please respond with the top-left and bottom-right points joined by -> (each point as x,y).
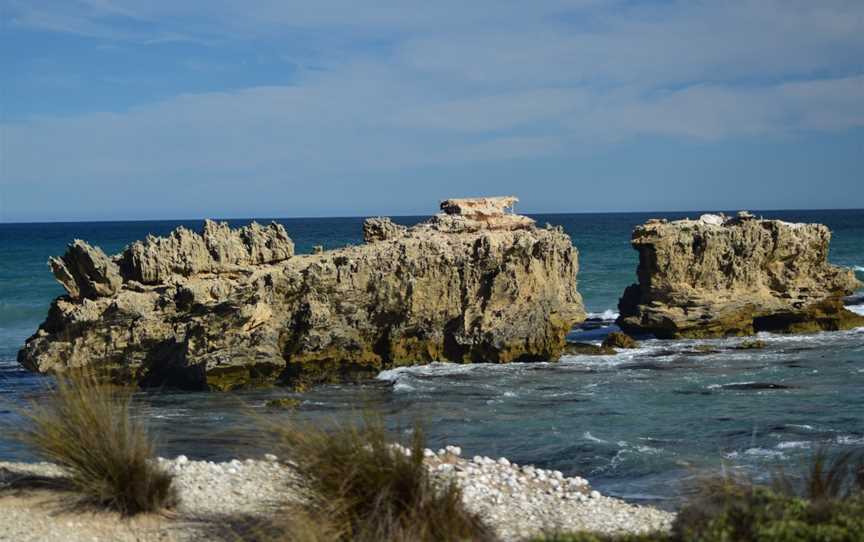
3,0 -> 864,220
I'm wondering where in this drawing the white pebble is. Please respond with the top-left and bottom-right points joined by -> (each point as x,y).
176,455 -> 188,464
264,453 -> 278,462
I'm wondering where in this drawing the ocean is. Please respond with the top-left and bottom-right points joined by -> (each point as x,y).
1,210 -> 863,507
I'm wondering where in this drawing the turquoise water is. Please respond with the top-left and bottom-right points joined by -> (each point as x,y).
1,211 -> 863,507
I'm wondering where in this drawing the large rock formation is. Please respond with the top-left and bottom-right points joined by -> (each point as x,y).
19,197 -> 586,390
617,212 -> 864,338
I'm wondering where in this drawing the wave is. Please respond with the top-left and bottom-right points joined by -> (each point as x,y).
583,431 -> 609,444
847,304 -> 864,316
854,266 -> 864,272
586,309 -> 619,321
776,441 -> 811,450
725,448 -> 786,460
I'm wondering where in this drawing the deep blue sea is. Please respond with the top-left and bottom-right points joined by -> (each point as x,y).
2,210 -> 863,507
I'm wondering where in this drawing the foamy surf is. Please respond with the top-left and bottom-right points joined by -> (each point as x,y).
586,309 -> 620,321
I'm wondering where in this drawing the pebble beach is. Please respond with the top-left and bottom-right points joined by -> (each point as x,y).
0,447 -> 673,542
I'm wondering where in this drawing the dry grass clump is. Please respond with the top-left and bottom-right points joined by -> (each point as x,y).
264,415 -> 495,542
15,370 -> 176,515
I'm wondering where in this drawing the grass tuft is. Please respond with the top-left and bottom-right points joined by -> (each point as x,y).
265,415 -> 495,542
15,370 -> 176,515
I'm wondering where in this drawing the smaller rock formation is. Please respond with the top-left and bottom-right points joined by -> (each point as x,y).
49,241 -> 122,300
118,220 -> 294,284
362,217 -> 407,243
601,332 -> 638,349
618,213 -> 864,338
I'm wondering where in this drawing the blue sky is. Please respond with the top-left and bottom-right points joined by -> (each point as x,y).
2,0 -> 863,222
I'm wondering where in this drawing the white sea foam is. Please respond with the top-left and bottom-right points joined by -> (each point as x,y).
854,265 -> 864,272
836,435 -> 864,445
708,381 -> 756,390
583,431 -> 609,444
847,303 -> 864,316
786,424 -> 815,431
393,381 -> 416,392
726,448 -> 786,460
776,441 -> 811,450
586,309 -> 619,320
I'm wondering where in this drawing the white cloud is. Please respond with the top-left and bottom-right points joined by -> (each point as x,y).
3,1 -> 864,219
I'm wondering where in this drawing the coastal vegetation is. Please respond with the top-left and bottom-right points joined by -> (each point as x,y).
536,449 -> 864,542
259,415 -> 496,542
14,370 -> 176,515
6,373 -> 864,540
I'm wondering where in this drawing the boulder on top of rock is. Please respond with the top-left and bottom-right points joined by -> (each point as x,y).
431,196 -> 534,233
617,213 -> 864,339
440,196 -> 519,216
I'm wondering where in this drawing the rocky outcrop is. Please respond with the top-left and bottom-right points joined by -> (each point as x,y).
617,212 -> 864,339
117,219 -> 294,285
19,197 -> 586,390
362,217 -> 407,243
49,240 -> 123,300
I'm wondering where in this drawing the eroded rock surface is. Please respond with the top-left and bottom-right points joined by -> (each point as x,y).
617,213 -> 864,338
19,198 -> 585,390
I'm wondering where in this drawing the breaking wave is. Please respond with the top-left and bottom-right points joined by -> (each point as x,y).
586,309 -> 619,321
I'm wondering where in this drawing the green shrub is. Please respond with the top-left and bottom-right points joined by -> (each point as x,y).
16,370 -> 176,515
265,415 -> 495,542
535,449 -> 864,542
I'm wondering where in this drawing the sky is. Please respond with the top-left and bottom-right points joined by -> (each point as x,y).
1,0 -> 863,222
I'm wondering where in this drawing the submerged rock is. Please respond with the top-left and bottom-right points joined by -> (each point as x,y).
617,214 -> 864,339
562,342 -> 615,356
736,339 -> 767,350
601,331 -> 639,349
19,197 -> 586,390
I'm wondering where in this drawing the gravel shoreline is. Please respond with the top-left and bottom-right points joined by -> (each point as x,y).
0,449 -> 674,541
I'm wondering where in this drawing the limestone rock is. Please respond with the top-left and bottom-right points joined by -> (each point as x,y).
118,220 -> 293,284
48,240 -> 122,300
19,201 -> 586,390
362,217 -> 407,243
617,214 -> 864,338
431,196 -> 535,232
601,332 -> 638,349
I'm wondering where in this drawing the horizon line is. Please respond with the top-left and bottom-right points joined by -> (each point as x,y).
2,206 -> 863,226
